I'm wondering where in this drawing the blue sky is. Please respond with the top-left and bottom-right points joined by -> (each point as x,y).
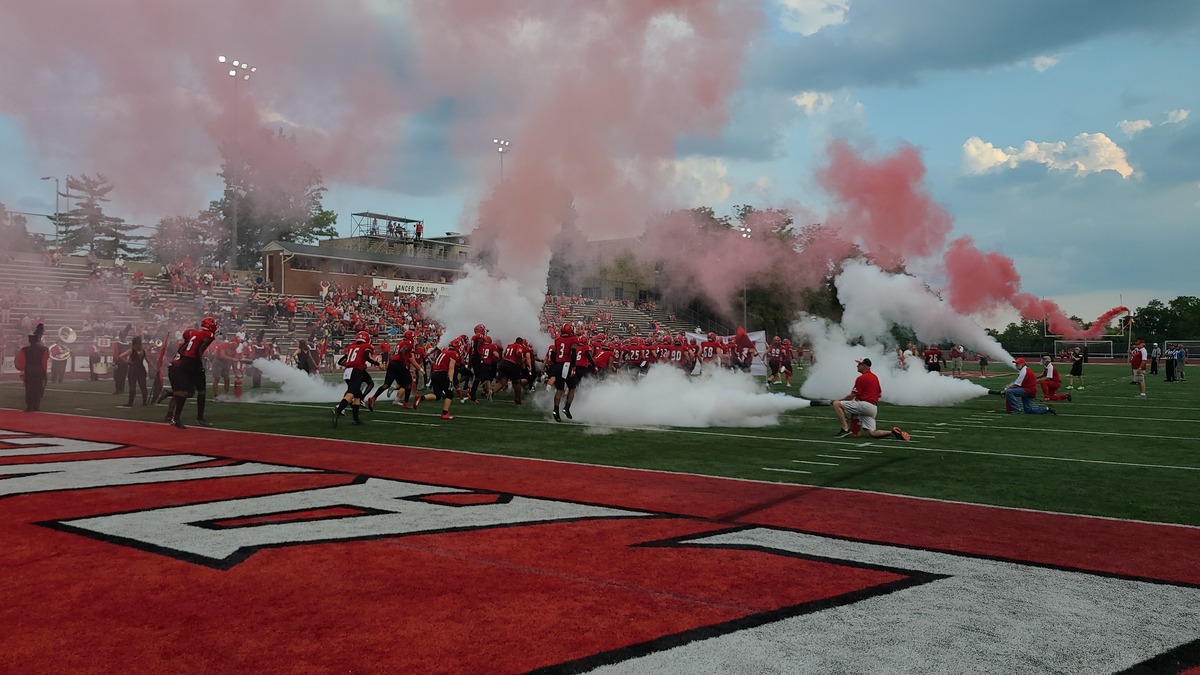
2,1 -> 1197,325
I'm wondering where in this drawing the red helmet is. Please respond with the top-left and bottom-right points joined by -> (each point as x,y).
474,323 -> 486,335
560,323 -> 574,337
707,332 -> 717,342
674,336 -> 683,345
404,330 -> 415,340
356,331 -> 371,343
773,336 -> 781,343
200,317 -> 219,333
783,338 -> 791,346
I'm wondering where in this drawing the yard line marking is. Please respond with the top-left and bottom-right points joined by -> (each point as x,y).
835,448 -> 883,454
761,467 -> 812,475
818,455 -> 861,460
893,444 -> 1200,471
793,459 -> 839,466
856,442 -> 873,448
375,420 -> 443,428
912,430 -> 950,434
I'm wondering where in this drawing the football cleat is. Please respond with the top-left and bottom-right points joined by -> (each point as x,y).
892,426 -> 911,441
835,428 -> 853,438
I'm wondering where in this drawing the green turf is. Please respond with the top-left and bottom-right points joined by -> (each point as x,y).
3,363 -> 1198,525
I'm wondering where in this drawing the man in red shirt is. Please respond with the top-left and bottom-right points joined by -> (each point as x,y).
765,336 -> 784,386
166,316 -> 218,428
414,336 -> 459,420
550,324 -> 580,422
1130,339 -> 1148,398
948,344 -> 965,377
832,358 -> 910,440
497,337 -> 533,405
923,343 -> 945,373
1002,358 -> 1056,415
367,330 -> 418,409
1038,355 -> 1071,402
780,338 -> 795,386
16,326 -> 49,412
333,331 -> 379,426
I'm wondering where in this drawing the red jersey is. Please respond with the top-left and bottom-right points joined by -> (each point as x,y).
551,336 -> 579,365
390,339 -> 414,364
699,340 -> 720,362
924,347 -> 943,366
179,328 -> 216,360
432,348 -> 457,373
1042,362 -> 1060,384
480,342 -> 501,365
767,345 -> 783,361
502,342 -> 530,365
592,347 -> 614,370
1130,347 -> 1147,370
341,342 -> 374,370
781,345 -> 794,363
851,371 -> 882,404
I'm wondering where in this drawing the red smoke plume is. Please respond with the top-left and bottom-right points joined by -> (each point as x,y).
824,143 -> 1128,338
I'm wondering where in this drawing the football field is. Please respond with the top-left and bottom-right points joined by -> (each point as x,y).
1,363 -> 1198,673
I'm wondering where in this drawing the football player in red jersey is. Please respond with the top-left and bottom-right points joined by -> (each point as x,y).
496,337 -> 533,404
923,343 -> 945,373
414,336 -> 460,420
731,327 -> 757,373
367,330 -> 418,409
550,324 -> 580,422
766,336 -> 785,386
333,331 -> 380,427
780,338 -> 795,387
698,332 -> 721,374
469,335 -> 501,402
165,316 -> 218,429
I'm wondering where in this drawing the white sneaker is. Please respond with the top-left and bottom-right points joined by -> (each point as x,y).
1138,393 -> 1147,397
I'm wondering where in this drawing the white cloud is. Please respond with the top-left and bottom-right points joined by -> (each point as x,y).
1032,55 -> 1059,72
1165,108 -> 1190,125
791,90 -> 834,115
962,133 -> 1133,179
669,156 -> 733,204
1117,119 -> 1153,138
776,0 -> 851,36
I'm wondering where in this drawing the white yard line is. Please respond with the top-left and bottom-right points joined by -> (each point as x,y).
793,459 -> 839,466
761,467 -> 811,475
818,455 -> 861,460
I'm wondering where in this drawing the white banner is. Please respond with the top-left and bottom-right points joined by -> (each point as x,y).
372,279 -> 449,296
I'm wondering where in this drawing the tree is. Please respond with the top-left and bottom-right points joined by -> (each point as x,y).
145,212 -> 222,267
57,174 -> 144,258
215,128 -> 339,269
0,203 -> 45,254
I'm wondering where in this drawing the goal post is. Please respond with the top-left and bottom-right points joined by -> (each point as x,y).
1052,340 -> 1114,359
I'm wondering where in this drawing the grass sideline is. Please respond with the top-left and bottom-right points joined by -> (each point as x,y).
2,363 -> 1197,526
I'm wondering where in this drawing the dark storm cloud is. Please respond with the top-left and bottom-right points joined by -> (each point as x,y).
750,0 -> 1200,92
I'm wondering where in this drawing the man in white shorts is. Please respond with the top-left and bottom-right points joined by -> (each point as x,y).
832,358 -> 911,441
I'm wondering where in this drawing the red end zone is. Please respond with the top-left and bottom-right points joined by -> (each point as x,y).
0,412 -> 1197,673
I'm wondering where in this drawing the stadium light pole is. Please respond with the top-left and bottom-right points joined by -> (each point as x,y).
493,138 -> 511,182
218,55 -> 256,271
40,176 -> 60,245
738,225 -> 752,327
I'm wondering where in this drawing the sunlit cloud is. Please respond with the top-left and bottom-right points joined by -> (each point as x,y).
1117,119 -> 1152,138
1032,55 -> 1059,72
775,0 -> 850,36
1165,108 -> 1190,125
791,90 -> 834,115
963,132 -> 1133,179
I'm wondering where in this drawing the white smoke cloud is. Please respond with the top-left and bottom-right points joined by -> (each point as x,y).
427,264 -> 550,353
538,364 -> 810,428
795,316 -> 989,407
243,358 -> 347,402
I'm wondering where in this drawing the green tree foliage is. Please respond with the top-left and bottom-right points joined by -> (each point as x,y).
215,128 -> 338,269
57,174 -> 144,258
0,203 -> 45,253
1133,297 -> 1200,340
146,212 -> 222,267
